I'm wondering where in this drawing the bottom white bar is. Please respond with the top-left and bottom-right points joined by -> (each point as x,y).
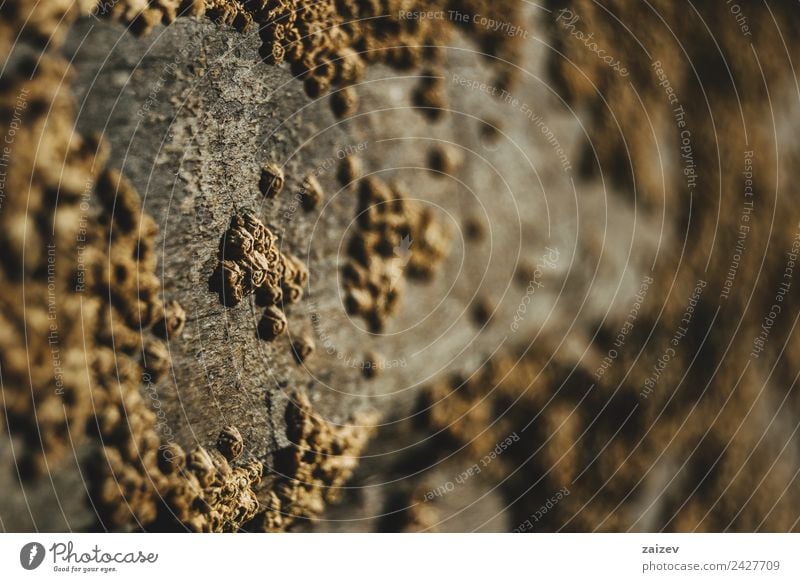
0,534 -> 797,581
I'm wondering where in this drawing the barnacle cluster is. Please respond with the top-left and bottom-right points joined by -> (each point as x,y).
253,0 -> 440,102
0,23 -> 265,533
245,392 -> 378,531
342,176 -> 450,331
251,0 -> 526,111
91,420 -> 263,532
84,163 -> 265,532
100,0 -> 184,35
2,0 -> 527,123
212,212 -> 308,342
419,354 -> 538,466
0,54 -> 106,477
0,2 -> 272,532
91,169 -> 166,374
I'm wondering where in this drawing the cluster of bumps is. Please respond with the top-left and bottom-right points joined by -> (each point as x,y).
213,212 -> 308,342
342,176 -> 450,331
96,0 -> 524,120
244,392 -> 378,531
0,43 -> 264,531
0,54 -> 108,478
250,0 -> 525,110
93,423 -> 264,532
88,170 -> 266,532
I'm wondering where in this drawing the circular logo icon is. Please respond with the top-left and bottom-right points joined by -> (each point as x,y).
20,542 -> 45,570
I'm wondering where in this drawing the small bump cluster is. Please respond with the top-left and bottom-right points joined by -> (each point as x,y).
0,54 -> 107,477
244,392 -> 378,531
342,176 -> 450,331
92,421 -> 263,532
212,212 -> 308,342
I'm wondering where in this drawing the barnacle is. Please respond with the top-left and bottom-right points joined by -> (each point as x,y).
330,85 -> 358,118
291,335 -> 315,363
479,118 -> 502,144
300,174 -> 324,211
412,70 -> 448,122
471,295 -> 494,326
259,163 -> 285,199
463,215 -> 486,242
217,426 -> 245,461
514,263 -> 536,288
362,351 -> 382,379
158,442 -> 185,474
142,338 -> 171,382
153,299 -> 186,339
280,252 -> 309,304
337,154 -> 361,188
427,144 -> 461,177
304,75 -> 331,99
244,392 -> 378,531
257,304 -> 288,341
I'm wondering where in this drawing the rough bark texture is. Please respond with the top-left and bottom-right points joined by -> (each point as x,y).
3,1 -> 800,532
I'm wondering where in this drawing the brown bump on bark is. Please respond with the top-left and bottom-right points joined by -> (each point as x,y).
301,174 -> 324,211
153,299 -> 186,338
259,163 -> 285,198
330,85 -> 358,118
258,305 -> 288,341
217,425 -> 244,461
471,295 -> 494,327
337,154 -> 361,188
362,351 -> 382,379
292,335 -> 315,364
